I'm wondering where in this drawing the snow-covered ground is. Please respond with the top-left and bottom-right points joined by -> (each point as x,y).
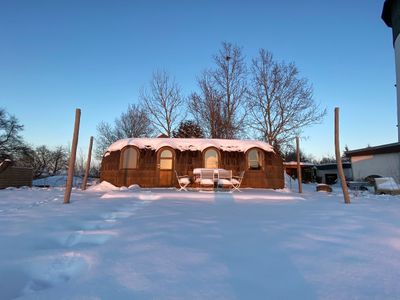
1,183 -> 400,299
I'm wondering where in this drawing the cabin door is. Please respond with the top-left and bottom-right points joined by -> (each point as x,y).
158,148 -> 174,187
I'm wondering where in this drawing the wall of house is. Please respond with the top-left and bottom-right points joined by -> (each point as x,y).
100,148 -> 284,189
351,153 -> 400,182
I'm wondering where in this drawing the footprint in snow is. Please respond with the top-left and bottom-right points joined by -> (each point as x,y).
62,230 -> 117,247
100,210 -> 135,220
78,220 -> 116,230
22,252 -> 91,295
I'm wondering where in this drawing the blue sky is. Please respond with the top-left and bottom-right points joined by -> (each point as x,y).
0,0 -> 396,159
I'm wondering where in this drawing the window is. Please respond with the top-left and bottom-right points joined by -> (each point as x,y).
121,147 -> 139,169
248,149 -> 263,170
160,149 -> 173,170
204,148 -> 219,169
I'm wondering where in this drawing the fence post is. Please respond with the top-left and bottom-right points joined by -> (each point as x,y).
334,107 -> 350,204
81,136 -> 94,191
296,136 -> 302,193
64,108 -> 81,204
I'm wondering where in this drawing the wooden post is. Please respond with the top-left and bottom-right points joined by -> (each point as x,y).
334,107 -> 351,204
64,109 -> 81,204
296,136 -> 302,193
81,136 -> 93,191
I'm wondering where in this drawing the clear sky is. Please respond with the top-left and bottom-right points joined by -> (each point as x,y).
0,0 -> 396,160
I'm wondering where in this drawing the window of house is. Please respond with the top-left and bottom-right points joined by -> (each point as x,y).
204,148 -> 219,169
160,149 -> 173,170
121,147 -> 139,169
248,149 -> 263,170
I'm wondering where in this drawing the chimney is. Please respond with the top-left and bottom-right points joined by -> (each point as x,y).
382,0 -> 400,141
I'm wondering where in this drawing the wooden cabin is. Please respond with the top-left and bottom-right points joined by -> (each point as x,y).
100,138 -> 284,189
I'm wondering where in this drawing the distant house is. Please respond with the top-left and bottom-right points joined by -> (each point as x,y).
315,163 -> 352,185
0,160 -> 33,189
346,143 -> 400,183
283,161 -> 315,183
100,138 -> 284,189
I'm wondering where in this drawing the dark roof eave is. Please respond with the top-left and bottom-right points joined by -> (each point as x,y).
346,142 -> 400,157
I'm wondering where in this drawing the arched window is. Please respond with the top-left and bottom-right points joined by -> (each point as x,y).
248,148 -> 263,170
160,149 -> 173,170
204,148 -> 219,169
120,147 -> 139,169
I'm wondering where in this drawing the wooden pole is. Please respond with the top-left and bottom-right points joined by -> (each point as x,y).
296,136 -> 302,193
334,107 -> 351,204
64,108 -> 81,204
81,136 -> 93,191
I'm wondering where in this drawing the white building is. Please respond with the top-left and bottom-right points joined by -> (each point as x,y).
346,143 -> 400,183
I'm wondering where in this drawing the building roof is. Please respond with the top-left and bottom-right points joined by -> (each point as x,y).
346,142 -> 400,157
105,138 -> 274,155
316,162 -> 351,170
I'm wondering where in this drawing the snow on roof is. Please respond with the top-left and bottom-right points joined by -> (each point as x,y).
283,161 -> 315,167
105,138 -> 274,155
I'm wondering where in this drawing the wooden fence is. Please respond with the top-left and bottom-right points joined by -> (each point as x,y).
0,166 -> 33,189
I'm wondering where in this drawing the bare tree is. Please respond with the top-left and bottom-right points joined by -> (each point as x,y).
50,146 -> 67,175
212,42 -> 248,138
0,108 -> 29,161
189,42 -> 247,139
95,104 -> 153,158
95,122 -> 118,159
29,145 -> 68,178
189,72 -> 225,138
247,49 -> 326,150
140,70 -> 184,137
31,145 -> 52,178
115,104 -> 153,138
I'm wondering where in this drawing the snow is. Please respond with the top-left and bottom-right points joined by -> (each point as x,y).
375,177 -> 400,191
86,180 -> 119,192
177,177 -> 190,185
1,183 -> 400,299
105,138 -> 274,155
284,161 -> 315,166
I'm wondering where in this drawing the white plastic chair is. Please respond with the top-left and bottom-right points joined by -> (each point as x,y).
217,169 -> 233,189
199,169 -> 215,190
231,171 -> 245,192
175,171 -> 191,191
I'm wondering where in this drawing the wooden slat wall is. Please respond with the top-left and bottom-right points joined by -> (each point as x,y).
101,149 -> 284,189
0,167 -> 33,189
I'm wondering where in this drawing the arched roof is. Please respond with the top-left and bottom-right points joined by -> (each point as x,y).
105,138 -> 274,156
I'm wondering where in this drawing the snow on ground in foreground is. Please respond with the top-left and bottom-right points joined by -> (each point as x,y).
1,184 -> 400,299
